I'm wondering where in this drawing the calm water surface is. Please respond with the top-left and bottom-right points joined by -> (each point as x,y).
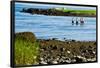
15,3 -> 96,41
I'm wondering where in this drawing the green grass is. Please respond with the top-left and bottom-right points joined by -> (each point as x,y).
15,34 -> 40,66
54,8 -> 96,15
64,10 -> 95,14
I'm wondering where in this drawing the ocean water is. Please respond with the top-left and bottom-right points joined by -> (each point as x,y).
15,3 -> 96,41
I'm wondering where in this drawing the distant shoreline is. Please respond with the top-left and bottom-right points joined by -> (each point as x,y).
20,8 -> 96,17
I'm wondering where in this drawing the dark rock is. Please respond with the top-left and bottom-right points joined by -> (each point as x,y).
60,47 -> 66,52
94,42 -> 96,45
51,60 -> 58,64
50,45 -> 53,48
45,39 -> 50,41
74,57 -> 83,63
66,41 -> 71,44
41,47 -> 46,51
88,46 -> 92,49
53,46 -> 57,50
72,40 -> 76,42
88,50 -> 93,54
52,38 -> 57,40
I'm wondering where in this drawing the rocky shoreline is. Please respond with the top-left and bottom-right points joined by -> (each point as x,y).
38,39 -> 96,64
20,8 -> 96,17
15,32 -> 97,65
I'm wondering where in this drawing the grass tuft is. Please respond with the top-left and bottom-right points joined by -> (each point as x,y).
15,32 -> 39,66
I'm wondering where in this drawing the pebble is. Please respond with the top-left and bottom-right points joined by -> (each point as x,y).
51,60 -> 58,64
87,59 -> 92,61
82,57 -> 87,62
40,61 -> 47,64
40,57 -> 44,61
71,59 -> 76,63
77,55 -> 83,58
91,58 -> 96,61
87,58 -> 96,62
67,51 -> 71,54
56,57 -> 60,61
65,60 -> 71,63
93,51 -> 96,54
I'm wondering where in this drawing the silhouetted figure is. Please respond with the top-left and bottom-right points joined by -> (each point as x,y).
80,17 -> 84,25
80,17 -> 84,24
72,17 -> 74,25
72,18 -> 74,23
76,18 -> 78,25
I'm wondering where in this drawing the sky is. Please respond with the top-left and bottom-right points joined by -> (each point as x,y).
15,2 -> 96,10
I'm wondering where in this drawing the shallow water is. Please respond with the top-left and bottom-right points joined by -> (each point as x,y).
15,3 -> 96,41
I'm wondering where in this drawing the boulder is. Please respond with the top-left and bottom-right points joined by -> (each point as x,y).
15,32 -> 36,43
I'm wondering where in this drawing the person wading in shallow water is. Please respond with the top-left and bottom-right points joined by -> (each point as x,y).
76,18 -> 78,25
80,17 -> 84,24
72,17 -> 74,24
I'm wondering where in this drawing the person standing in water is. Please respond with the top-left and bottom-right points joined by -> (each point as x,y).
80,17 -> 84,24
72,17 -> 74,24
76,17 -> 78,25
